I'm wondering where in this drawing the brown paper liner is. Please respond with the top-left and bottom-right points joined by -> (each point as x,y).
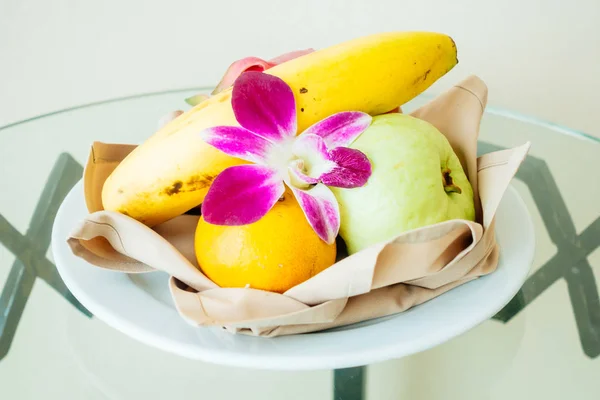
67,75 -> 530,336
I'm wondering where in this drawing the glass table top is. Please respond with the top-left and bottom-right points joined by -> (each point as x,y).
0,88 -> 599,399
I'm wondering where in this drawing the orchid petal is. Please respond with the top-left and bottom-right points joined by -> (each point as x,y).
268,48 -> 314,64
288,159 -> 318,187
290,184 -> 340,244
303,111 -> 372,148
291,133 -> 334,179
232,72 -> 297,142
320,147 -> 372,188
185,93 -> 210,106
200,126 -> 274,164
202,165 -> 284,225
157,110 -> 183,129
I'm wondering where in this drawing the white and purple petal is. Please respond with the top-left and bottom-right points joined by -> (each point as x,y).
288,159 -> 318,188
290,183 -> 340,244
202,165 -> 284,225
200,126 -> 275,164
320,147 -> 372,188
302,111 -> 372,148
291,133 -> 334,179
232,72 -> 297,142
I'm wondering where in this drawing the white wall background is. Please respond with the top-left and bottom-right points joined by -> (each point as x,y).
1,0 -> 599,136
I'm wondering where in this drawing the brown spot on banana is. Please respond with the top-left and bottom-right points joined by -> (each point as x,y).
163,174 -> 215,197
186,174 -> 215,190
164,181 -> 183,195
412,69 -> 431,85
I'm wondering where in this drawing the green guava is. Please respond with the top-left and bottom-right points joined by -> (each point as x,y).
331,113 -> 475,254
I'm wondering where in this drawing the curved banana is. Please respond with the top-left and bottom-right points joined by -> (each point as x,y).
102,31 -> 458,226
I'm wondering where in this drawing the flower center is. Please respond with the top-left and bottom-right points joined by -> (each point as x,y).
287,158 -> 312,189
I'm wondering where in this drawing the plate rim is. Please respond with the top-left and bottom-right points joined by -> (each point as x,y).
52,181 -> 535,370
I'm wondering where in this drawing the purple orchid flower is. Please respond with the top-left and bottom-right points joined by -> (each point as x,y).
199,71 -> 372,244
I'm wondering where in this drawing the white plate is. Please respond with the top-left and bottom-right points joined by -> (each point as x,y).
52,181 -> 534,370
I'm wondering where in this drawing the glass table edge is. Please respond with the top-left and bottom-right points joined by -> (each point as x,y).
0,86 -> 598,145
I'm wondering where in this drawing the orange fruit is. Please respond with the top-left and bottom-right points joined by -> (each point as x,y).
195,189 -> 337,293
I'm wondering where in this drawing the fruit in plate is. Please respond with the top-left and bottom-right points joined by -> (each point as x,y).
331,114 -> 475,254
194,189 -> 336,293
102,31 -> 458,227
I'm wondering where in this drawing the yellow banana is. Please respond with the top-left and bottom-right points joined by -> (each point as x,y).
102,31 -> 458,226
